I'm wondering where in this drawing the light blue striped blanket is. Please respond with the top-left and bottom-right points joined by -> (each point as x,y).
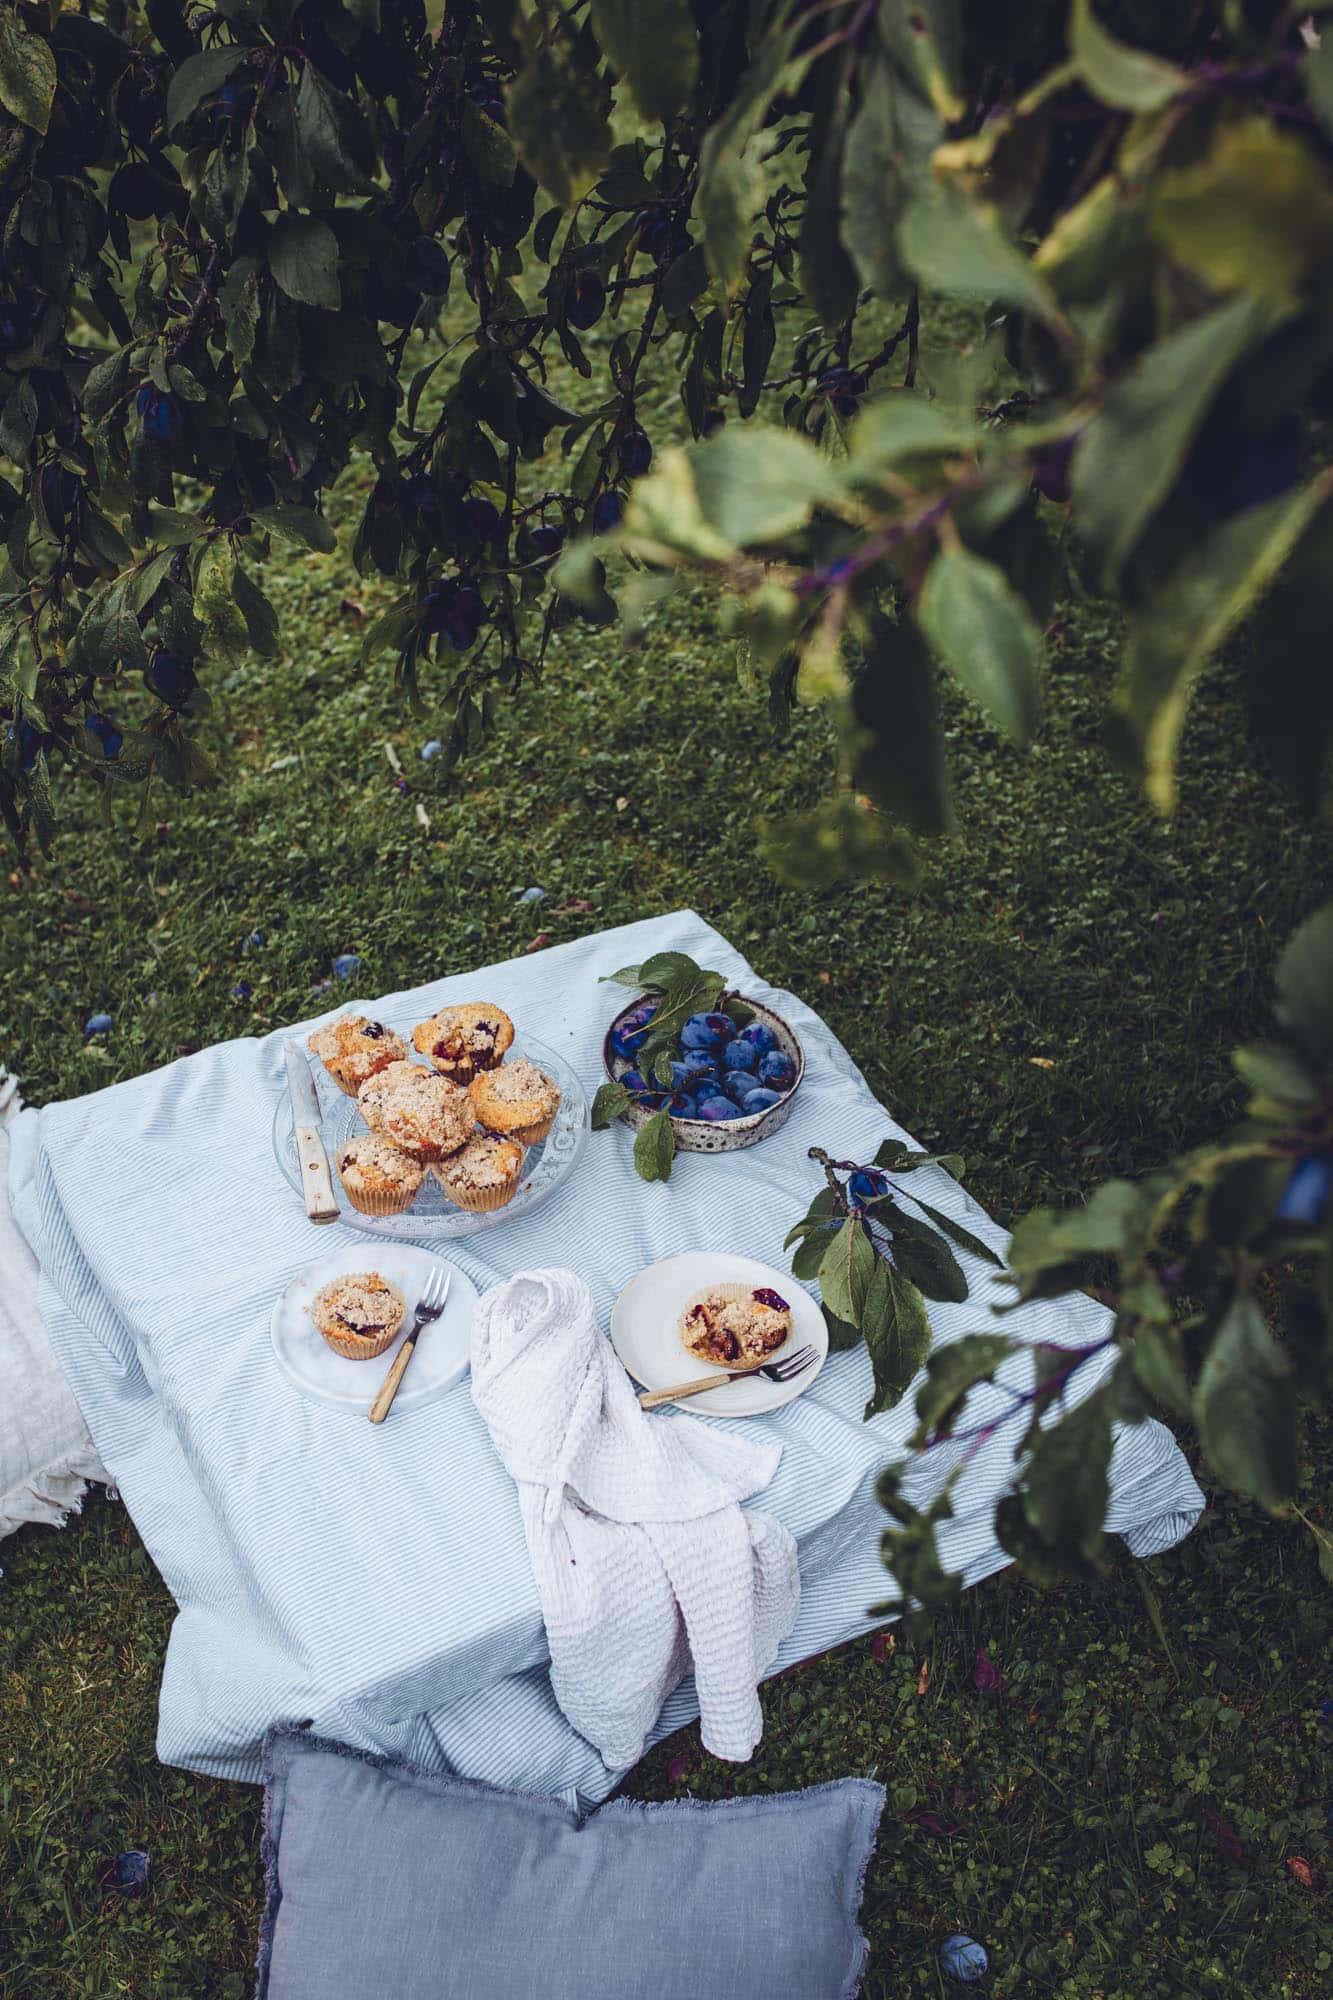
8,912 -> 1203,1801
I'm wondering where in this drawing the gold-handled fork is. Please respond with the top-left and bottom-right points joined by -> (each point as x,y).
369,1267 -> 450,1424
638,1344 -> 818,1410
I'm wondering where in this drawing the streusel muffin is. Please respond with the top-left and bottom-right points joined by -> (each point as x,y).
335,1133 -> 426,1216
679,1283 -> 792,1370
468,1057 -> 562,1145
307,1014 -> 408,1096
357,1060 -> 473,1162
411,1002 -> 515,1084
311,1271 -> 406,1359
431,1132 -> 525,1213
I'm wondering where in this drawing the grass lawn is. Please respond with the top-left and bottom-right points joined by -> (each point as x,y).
3,379 -> 1332,1995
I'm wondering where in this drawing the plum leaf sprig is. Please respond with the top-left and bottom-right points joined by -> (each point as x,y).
786,1142 -> 1003,1420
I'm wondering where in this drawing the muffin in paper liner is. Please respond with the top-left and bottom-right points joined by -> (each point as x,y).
307,1014 -> 408,1097
431,1133 -> 525,1214
335,1134 -> 425,1217
412,1002 -> 515,1085
311,1273 -> 407,1360
468,1057 -> 562,1146
678,1281 -> 793,1371
357,1060 -> 474,1162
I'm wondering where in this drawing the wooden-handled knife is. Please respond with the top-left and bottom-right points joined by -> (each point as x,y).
284,1042 -> 340,1224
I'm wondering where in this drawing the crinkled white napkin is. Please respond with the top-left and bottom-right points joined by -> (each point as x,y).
470,1267 -> 800,1769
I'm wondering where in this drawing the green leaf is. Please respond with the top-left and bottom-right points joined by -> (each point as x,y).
887,1226 -> 969,1304
1194,1294 -> 1298,1512
1023,1384 -> 1113,1562
1275,898 -> 1333,1069
916,547 -> 1045,745
874,1139 -> 964,1176
460,99 -> 517,189
636,950 -> 701,992
193,539 -> 248,661
898,186 -> 1064,323
878,0 -> 965,122
591,1079 -> 632,1130
1307,25 -> 1333,136
791,1224 -> 838,1281
143,506 -> 205,548
0,12 -> 57,134
696,124 -> 773,291
1115,481 -> 1327,814
758,796 -> 920,890
852,611 -> 955,839
689,426 -> 846,547
1151,119 -> 1333,307
839,51 -> 939,300
818,1215 -> 877,1326
232,564 -> 279,657
1070,0 -> 1187,113
590,0 -> 698,125
252,505 -> 336,554
863,1263 -> 933,1418
219,261 -> 261,371
636,967 -> 726,1061
600,963 -> 645,988
1008,1179 -> 1147,1272
912,1332 -> 1014,1441
1231,1042 -> 1321,1112
633,1106 -> 676,1182
897,1194 -> 1004,1268
165,45 -> 246,133
506,48 -> 610,209
268,215 -> 341,311
1128,1322 -> 1192,1421
620,447 -> 734,563
800,88 -> 858,328
81,348 -> 131,424
1202,1154 -> 1288,1251
823,1302 -> 863,1353
850,395 -> 979,470
294,64 -> 373,196
1071,295 -> 1283,586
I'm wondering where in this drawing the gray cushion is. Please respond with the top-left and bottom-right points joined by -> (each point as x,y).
258,1725 -> 883,2000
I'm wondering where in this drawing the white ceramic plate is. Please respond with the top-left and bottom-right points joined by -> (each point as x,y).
610,1250 -> 827,1416
272,1033 -> 587,1243
271,1243 -> 479,1411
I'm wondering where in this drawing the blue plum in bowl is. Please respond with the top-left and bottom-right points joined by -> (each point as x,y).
739,1086 -> 783,1115
721,1038 -> 759,1076
611,1000 -> 658,1060
736,1021 -> 778,1057
680,1011 -> 732,1053
695,1094 -> 740,1122
757,1049 -> 797,1092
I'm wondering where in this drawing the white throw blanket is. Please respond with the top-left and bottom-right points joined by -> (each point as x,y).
0,1070 -> 106,1546
470,1268 -> 801,1769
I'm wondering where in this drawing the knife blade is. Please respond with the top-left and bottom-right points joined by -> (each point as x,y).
285,1043 -> 340,1224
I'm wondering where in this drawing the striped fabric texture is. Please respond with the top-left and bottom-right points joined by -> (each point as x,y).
7,911 -> 1204,1803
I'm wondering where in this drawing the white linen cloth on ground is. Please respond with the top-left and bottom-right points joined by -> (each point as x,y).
470,1267 -> 800,1767
6,911 -> 1205,1802
0,1069 -> 106,1548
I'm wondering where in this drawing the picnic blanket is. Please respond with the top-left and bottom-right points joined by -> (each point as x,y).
7,911 -> 1205,1803
0,1072 -> 106,1545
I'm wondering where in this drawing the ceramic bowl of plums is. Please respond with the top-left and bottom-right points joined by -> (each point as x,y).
603,993 -> 804,1154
